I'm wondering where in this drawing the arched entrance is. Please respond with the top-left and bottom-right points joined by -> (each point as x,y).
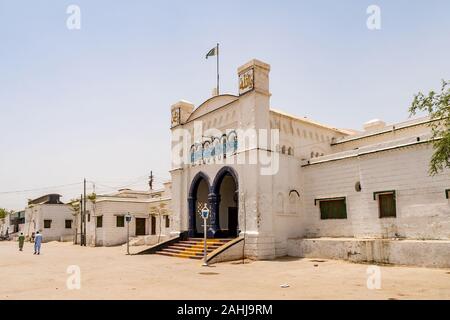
188,172 -> 211,238
211,167 -> 239,238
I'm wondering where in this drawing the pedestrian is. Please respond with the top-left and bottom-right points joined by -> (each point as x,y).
18,232 -> 25,251
34,231 -> 42,255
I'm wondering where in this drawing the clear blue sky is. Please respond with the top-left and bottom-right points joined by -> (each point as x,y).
1,0 -> 449,210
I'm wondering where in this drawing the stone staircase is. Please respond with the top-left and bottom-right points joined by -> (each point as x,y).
155,238 -> 231,260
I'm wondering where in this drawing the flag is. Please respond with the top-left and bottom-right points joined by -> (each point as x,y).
205,46 -> 218,59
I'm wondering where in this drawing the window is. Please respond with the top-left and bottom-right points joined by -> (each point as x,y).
65,220 -> 72,229
116,216 -> 125,227
377,192 -> 396,218
316,198 -> 347,220
446,189 -> 450,199
96,216 -> 103,228
87,213 -> 91,222
165,216 -> 170,228
44,220 -> 52,228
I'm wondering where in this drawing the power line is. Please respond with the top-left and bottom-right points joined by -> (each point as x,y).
0,172 -> 171,198
0,182 -> 83,195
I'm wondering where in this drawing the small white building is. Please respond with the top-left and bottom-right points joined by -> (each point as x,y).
23,194 -> 75,242
79,182 -> 173,247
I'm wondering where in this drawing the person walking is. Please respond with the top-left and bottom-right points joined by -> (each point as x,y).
34,231 -> 42,255
18,232 -> 25,251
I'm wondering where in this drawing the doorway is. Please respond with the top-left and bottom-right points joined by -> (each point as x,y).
227,207 -> 238,238
212,167 -> 239,238
150,216 -> 156,235
136,218 -> 146,236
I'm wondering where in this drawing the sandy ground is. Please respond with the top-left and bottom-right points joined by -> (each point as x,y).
0,241 -> 449,300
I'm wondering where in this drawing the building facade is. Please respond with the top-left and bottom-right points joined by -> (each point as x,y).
81,182 -> 172,247
23,194 -> 75,242
168,59 -> 450,262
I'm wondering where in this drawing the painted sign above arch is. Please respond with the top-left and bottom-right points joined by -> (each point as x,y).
239,68 -> 254,96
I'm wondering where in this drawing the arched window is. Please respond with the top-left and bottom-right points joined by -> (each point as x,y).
221,135 -> 227,158
289,191 -> 299,214
211,137 -> 220,158
190,145 -> 195,164
288,147 -> 293,156
196,144 -> 203,163
203,141 -> 211,160
228,131 -> 238,153
282,146 -> 286,154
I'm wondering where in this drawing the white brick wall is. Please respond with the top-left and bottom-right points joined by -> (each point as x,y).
24,204 -> 74,242
301,143 -> 450,240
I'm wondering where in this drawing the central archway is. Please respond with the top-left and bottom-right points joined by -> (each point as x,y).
211,166 -> 239,238
188,172 -> 211,238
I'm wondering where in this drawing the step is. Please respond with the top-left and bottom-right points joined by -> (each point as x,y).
152,238 -> 233,260
178,242 -> 224,249
187,239 -> 230,244
172,242 -> 220,249
177,240 -> 226,245
156,252 -> 202,260
161,247 -> 216,255
169,245 -> 205,252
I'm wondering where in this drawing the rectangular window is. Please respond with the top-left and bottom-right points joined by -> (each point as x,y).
65,220 -> 72,229
378,193 -> 396,218
116,216 -> 125,227
44,220 -> 52,228
317,198 -> 347,220
96,216 -> 103,228
88,213 -> 91,222
165,215 -> 170,228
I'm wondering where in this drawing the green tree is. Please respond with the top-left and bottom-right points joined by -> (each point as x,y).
0,208 -> 10,219
409,80 -> 450,175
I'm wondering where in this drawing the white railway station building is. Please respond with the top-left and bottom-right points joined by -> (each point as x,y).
166,59 -> 450,267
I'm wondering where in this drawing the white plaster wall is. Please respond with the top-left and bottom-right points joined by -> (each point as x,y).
302,143 -> 450,240
332,121 -> 430,153
287,238 -> 450,268
270,111 -> 347,161
86,200 -> 171,247
271,154 -> 304,256
30,204 -> 74,242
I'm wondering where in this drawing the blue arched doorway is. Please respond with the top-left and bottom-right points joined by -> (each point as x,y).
188,168 -> 239,238
211,166 -> 239,238
188,172 -> 211,238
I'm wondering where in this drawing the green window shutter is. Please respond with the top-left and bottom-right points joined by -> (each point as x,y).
379,193 -> 396,218
319,198 -> 347,220
116,216 -> 125,227
97,216 -> 103,228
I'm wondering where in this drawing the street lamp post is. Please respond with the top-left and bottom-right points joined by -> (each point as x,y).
125,213 -> 132,255
200,204 -> 210,267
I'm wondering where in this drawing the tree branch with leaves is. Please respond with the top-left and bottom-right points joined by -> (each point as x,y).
409,80 -> 450,175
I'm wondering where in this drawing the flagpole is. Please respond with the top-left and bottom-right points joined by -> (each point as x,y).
216,43 -> 219,95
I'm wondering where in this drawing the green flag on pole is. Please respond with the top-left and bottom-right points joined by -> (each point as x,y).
206,44 -> 220,95
206,46 -> 218,59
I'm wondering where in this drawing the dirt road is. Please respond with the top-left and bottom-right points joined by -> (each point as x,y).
0,241 -> 449,299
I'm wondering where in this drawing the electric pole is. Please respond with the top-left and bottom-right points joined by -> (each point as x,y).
83,178 -> 87,246
80,193 -> 83,246
149,171 -> 154,190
